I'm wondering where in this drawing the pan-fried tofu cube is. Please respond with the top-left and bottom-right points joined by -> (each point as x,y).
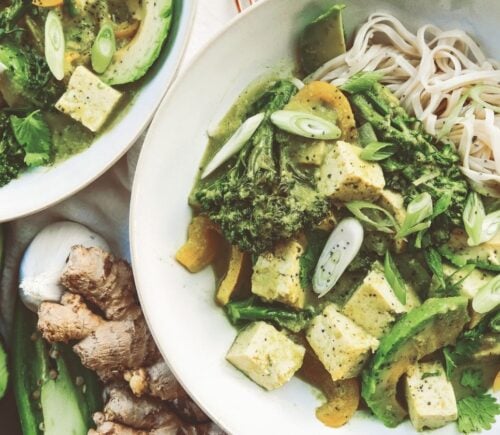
306,304 -> 378,381
378,189 -> 406,225
226,321 -> 305,390
318,141 -> 385,202
56,66 -> 122,132
252,240 -> 304,309
405,361 -> 457,431
342,262 -> 420,338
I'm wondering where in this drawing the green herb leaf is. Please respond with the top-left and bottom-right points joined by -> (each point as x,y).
443,348 -> 457,379
460,369 -> 486,395
299,230 -> 329,289
346,201 -> 398,234
457,394 -> 500,433
425,248 -> 446,289
463,192 -> 486,246
359,142 -> 395,161
10,111 -> 52,167
341,71 -> 384,94
397,193 -> 433,239
384,251 -> 407,305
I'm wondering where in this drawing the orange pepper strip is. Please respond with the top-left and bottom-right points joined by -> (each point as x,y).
32,0 -> 64,7
299,349 -> 360,428
176,216 -> 220,273
286,81 -> 357,141
216,246 -> 246,306
114,21 -> 140,39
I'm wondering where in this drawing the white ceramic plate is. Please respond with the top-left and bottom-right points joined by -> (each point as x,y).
0,0 -> 196,222
131,1 -> 500,434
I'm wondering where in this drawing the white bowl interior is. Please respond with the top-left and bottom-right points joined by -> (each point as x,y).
0,0 -> 195,222
131,1 -> 500,434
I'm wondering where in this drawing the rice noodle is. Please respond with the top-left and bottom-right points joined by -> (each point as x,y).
312,13 -> 500,197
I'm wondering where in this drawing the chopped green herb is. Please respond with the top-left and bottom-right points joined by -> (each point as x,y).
346,201 -> 397,234
457,394 -> 500,433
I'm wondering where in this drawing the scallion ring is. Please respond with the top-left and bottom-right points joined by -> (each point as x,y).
463,192 -> 486,246
359,142 -> 395,161
91,22 -> 117,74
384,251 -> 407,305
270,110 -> 341,140
44,11 -> 65,80
396,193 -> 433,239
472,275 -> 500,314
345,201 -> 397,234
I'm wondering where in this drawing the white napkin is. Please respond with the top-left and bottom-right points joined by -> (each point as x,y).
0,0 -> 236,342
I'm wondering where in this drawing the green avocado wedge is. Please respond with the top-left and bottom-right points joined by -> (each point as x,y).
100,0 -> 173,85
361,297 -> 469,427
299,4 -> 347,75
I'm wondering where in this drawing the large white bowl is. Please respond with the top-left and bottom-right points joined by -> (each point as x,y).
0,0 -> 196,222
130,1 -> 500,434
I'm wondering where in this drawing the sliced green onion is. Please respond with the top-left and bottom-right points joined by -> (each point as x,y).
412,170 -> 440,186
424,248 -> 445,289
345,201 -> 397,234
438,92 -> 468,140
396,193 -> 433,239
478,210 -> 500,244
463,192 -> 486,246
270,110 -> 341,140
359,142 -> 395,161
312,218 -> 364,297
358,122 -> 378,146
469,85 -> 500,114
91,22 -> 116,74
472,275 -> 500,314
384,251 -> 407,305
340,71 -> 383,94
44,10 -> 65,80
202,113 -> 264,178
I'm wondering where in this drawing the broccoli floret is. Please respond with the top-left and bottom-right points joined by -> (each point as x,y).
195,81 -> 330,254
345,81 -> 469,228
0,112 -> 26,186
0,42 -> 63,108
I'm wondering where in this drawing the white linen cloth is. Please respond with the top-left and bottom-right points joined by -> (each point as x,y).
0,0 -> 237,341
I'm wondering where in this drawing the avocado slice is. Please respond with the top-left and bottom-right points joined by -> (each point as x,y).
362,297 -> 469,427
438,229 -> 500,272
299,4 -> 347,75
100,0 -> 173,85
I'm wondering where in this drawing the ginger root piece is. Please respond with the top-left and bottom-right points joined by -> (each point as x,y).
90,414 -> 146,435
124,361 -> 186,401
38,293 -> 104,342
61,246 -> 139,320
74,316 -> 159,381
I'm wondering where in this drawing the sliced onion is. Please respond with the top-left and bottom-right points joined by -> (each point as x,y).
270,110 -> 341,140
472,275 -> 500,314
44,10 -> 65,81
201,113 -> 264,178
312,218 -> 364,297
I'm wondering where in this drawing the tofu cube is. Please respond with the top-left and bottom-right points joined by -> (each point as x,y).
405,361 -> 457,431
378,189 -> 406,225
342,262 -> 420,338
252,240 -> 305,309
318,141 -> 385,202
56,66 -> 122,132
306,304 -> 379,381
226,321 -> 305,390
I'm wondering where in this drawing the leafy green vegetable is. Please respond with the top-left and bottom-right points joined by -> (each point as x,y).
299,230 -> 329,289
460,369 -> 486,395
346,79 -> 469,228
457,394 -> 500,433
195,81 -> 330,253
10,110 -> 52,167
384,251 -> 407,304
346,201 -> 397,234
359,142 -> 395,161
225,297 -> 315,333
396,193 -> 433,239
